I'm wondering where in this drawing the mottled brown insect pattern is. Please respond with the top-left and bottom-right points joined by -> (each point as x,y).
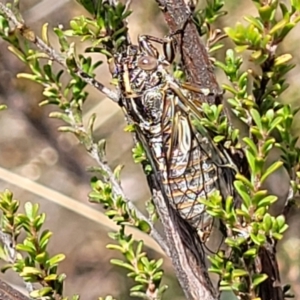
111,34 -> 236,251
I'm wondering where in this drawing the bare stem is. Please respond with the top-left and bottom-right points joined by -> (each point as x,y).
0,0 -> 169,256
0,1 -> 118,102
88,143 -> 170,256
0,279 -> 31,300
154,0 -> 222,102
0,231 -> 34,295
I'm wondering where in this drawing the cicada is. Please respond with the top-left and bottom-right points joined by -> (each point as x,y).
111,34 -> 237,251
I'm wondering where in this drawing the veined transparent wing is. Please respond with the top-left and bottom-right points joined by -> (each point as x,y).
112,35 -> 237,253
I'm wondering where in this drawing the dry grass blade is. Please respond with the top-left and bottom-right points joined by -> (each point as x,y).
0,166 -> 165,256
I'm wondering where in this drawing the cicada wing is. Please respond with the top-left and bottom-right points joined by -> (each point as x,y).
134,125 -> 207,264
173,80 -> 238,199
168,110 -> 193,176
161,104 -> 215,250
164,84 -> 239,253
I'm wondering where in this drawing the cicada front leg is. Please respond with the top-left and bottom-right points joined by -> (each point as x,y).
162,80 -> 205,120
180,82 -> 215,97
138,35 -> 176,63
162,80 -> 238,172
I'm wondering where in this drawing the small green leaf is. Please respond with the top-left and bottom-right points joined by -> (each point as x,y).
291,0 -> 300,10
257,195 -> 277,208
250,109 -> 262,129
234,180 -> 251,207
276,215 -> 286,229
250,233 -> 264,245
261,161 -> 283,184
35,252 -> 47,264
252,273 -> 268,288
20,266 -> 43,276
44,274 -> 58,281
235,173 -> 254,190
41,23 -> 49,46
110,259 -> 135,272
261,138 -> 276,154
245,150 -> 256,174
39,230 -> 53,250
8,46 -> 27,63
113,164 -> 124,181
269,19 -> 288,35
0,104 -> 7,111
278,224 -> 289,234
258,5 -> 273,22
274,54 -> 293,66
263,213 -> 272,232
30,287 -> 53,298
16,244 -> 36,255
243,248 -> 257,258
155,258 -> 163,269
1,263 -> 14,273
33,213 -> 46,231
46,254 -> 66,266
232,269 -> 248,278
137,220 -> 151,233
243,137 -> 258,155
24,202 -> 34,220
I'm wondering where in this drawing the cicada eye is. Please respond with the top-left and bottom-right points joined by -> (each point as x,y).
137,56 -> 158,71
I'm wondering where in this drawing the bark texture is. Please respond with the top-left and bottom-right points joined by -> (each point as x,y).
154,1 -> 284,300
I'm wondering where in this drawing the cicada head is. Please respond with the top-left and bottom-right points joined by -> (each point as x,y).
110,45 -> 146,97
110,39 -> 171,129
111,40 -> 170,95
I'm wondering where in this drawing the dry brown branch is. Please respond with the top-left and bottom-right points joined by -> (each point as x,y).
0,279 -> 31,300
152,190 -> 216,300
155,0 -> 222,104
154,2 -> 285,300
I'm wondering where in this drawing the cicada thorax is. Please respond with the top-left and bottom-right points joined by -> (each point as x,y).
114,35 -> 235,251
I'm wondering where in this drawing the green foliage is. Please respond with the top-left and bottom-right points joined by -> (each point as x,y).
108,228 -> 166,299
1,0 -> 300,299
124,124 -> 153,174
89,176 -> 152,233
89,175 -> 165,298
69,0 -> 131,56
191,0 -> 300,298
0,1 -> 165,299
131,142 -> 153,175
0,190 -> 70,299
192,0 -> 227,53
196,103 -> 241,148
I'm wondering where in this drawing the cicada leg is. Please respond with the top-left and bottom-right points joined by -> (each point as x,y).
162,80 -> 239,175
180,82 -> 214,97
138,35 -> 176,63
162,80 -> 204,119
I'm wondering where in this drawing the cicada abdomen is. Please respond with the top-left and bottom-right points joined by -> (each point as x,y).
112,35 -> 236,250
